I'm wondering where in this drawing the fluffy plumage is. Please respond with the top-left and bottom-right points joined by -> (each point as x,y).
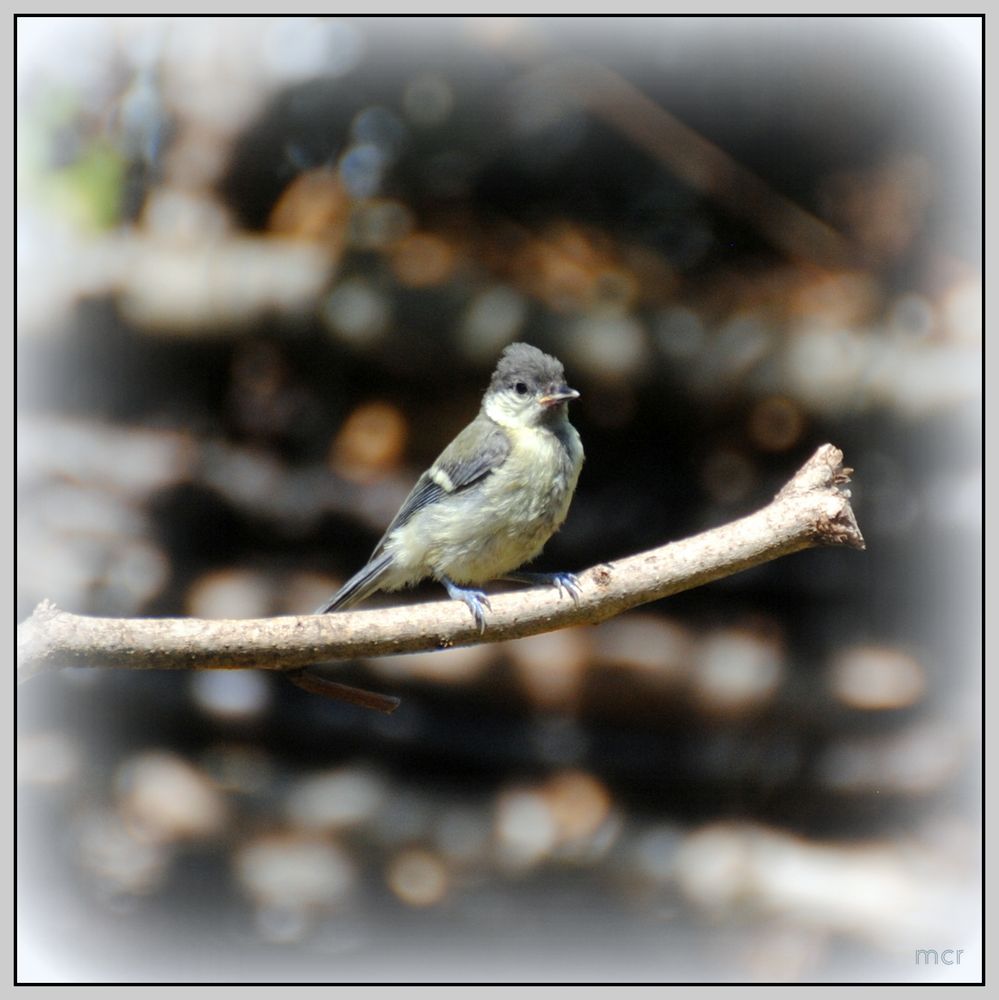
317,343 -> 584,630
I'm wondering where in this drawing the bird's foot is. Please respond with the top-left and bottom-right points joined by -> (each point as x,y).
442,577 -> 492,633
505,571 -> 582,602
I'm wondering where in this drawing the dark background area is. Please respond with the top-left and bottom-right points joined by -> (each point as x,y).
17,16 -> 981,983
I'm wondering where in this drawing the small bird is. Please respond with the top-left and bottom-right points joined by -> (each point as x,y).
317,342 -> 584,631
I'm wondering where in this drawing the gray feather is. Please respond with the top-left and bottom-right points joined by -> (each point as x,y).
374,417 -> 511,544
315,551 -> 395,613
317,419 -> 511,613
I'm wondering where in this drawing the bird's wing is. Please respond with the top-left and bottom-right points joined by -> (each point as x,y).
373,417 -> 511,547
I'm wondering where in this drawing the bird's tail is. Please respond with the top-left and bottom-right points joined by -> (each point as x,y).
295,551 -> 400,711
315,551 -> 395,614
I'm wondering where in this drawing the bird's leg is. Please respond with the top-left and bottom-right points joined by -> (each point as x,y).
441,576 -> 492,633
504,571 -> 582,602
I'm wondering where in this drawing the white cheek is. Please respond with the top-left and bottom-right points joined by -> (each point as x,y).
484,393 -> 528,428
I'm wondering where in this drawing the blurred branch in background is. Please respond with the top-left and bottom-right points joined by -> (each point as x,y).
18,445 -> 862,686
519,59 -> 861,270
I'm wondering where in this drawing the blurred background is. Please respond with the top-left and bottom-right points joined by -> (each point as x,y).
17,15 -> 981,983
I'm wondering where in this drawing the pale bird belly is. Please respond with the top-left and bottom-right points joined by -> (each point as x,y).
385,422 -> 581,587
422,488 -> 569,583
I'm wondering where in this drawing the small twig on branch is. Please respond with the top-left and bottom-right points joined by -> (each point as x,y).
284,668 -> 401,714
18,445 -> 864,702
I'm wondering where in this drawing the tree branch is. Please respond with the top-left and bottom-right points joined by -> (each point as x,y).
18,445 -> 863,690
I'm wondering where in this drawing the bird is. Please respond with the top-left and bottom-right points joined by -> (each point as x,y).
317,342 -> 584,632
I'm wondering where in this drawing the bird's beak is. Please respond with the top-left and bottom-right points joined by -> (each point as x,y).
539,385 -> 580,408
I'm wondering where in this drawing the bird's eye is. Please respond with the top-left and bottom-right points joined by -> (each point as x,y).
514,382 -> 528,395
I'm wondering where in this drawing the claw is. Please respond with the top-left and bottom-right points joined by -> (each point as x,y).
442,577 -> 492,633
504,571 -> 582,603
551,572 -> 582,602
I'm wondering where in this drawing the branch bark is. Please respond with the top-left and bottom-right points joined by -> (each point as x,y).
18,445 -> 863,687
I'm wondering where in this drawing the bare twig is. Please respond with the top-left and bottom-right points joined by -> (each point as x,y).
516,60 -> 860,270
17,445 -> 863,691
284,668 -> 402,714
